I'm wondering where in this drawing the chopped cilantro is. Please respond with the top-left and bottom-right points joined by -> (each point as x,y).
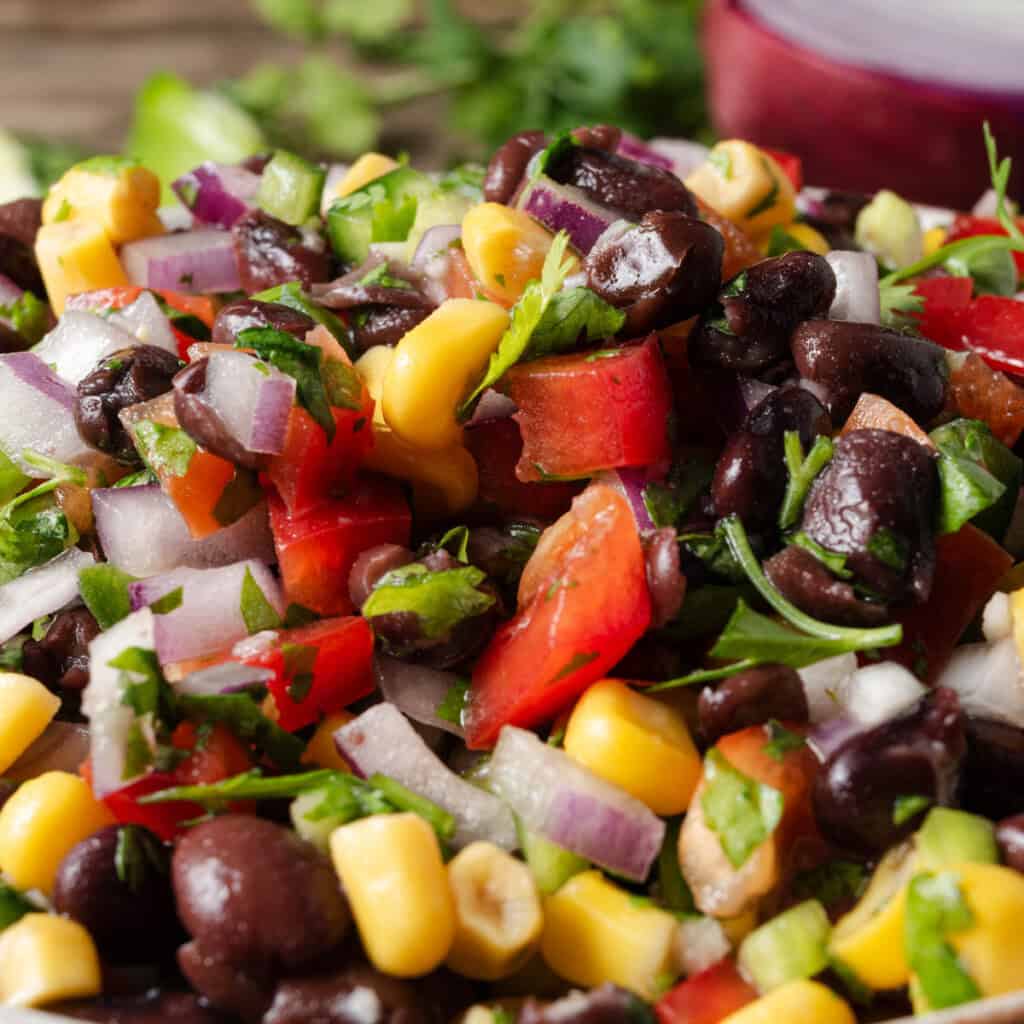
0,291 -> 49,345
78,564 -> 137,629
132,421 -> 197,477
436,677 -> 470,726
893,794 -> 932,826
148,586 -> 183,615
114,825 -> 168,892
240,566 -> 283,634
708,147 -> 732,180
779,432 -> 833,531
762,720 -> 806,762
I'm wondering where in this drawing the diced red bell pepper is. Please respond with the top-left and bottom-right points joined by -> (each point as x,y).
912,276 -> 973,351
656,959 -> 758,1024
888,524 -> 1013,683
464,484 -> 651,749
464,417 -> 580,521
503,336 -> 673,482
945,215 -> 1024,275
762,147 -> 803,192
240,616 -> 376,731
961,295 -> 1024,377
268,474 -> 411,616
947,351 -> 1024,448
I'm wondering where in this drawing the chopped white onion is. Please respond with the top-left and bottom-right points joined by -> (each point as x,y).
972,188 -> 1000,218
33,312 -> 144,386
982,591 -> 1014,643
0,547 -> 95,644
825,251 -> 881,324
673,916 -> 732,978
82,608 -> 156,720
321,164 -> 350,216
335,703 -> 517,851
935,637 -> 1024,727
841,662 -> 927,728
108,291 -> 178,355
798,653 -> 859,723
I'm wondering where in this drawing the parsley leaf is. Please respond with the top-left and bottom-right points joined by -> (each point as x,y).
642,454 -> 714,530
528,287 -> 625,353
879,281 -> 925,327
240,566 -> 283,634
762,720 -> 806,762
78,565 -> 138,628
436,524 -> 470,563
0,291 -> 49,346
702,747 -> 784,868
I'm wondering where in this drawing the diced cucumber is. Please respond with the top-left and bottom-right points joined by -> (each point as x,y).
252,281 -> 356,359
326,165 -> 435,265
855,189 -> 922,270
403,191 -> 474,261
517,821 -> 588,895
258,150 -> 326,227
738,899 -> 831,993
914,807 -> 998,871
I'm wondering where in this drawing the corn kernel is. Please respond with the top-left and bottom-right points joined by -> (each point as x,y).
354,345 -> 395,428
446,841 -> 543,981
0,913 -> 101,1007
0,771 -> 115,895
0,673 -> 60,774
383,298 -> 509,451
922,226 -> 948,257
335,153 -> 400,199
330,812 -> 455,976
685,141 -> 796,238
35,220 -> 128,315
540,870 -> 675,998
720,980 -> 855,1024
563,679 -> 701,815
301,712 -> 353,772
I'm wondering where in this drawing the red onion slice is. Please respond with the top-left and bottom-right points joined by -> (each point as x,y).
121,229 -> 241,295
825,251 -> 881,325
175,662 -> 274,697
518,175 -> 621,254
807,715 -> 865,763
487,726 -> 665,881
649,138 -> 710,180
617,132 -> 676,172
594,468 -> 657,531
468,388 -> 517,426
92,486 -> 273,577
335,703 -> 517,850
0,547 -> 95,644
128,560 -> 285,665
374,655 -> 464,737
172,162 -> 260,229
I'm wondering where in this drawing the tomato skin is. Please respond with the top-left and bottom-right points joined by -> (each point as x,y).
656,959 -> 758,1024
947,351 -> 1024,449
464,417 -> 581,521
242,616 -> 376,732
888,524 -> 1013,683
945,215 -> 1024,275
65,286 -> 217,326
962,295 -> 1024,377
268,475 -> 411,616
912,276 -> 973,352
170,723 -> 253,786
265,403 -> 375,516
504,336 -> 673,482
162,448 -> 242,539
762,147 -> 803,192
464,485 -> 651,749
445,248 -> 481,300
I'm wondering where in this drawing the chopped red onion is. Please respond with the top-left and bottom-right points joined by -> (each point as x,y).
935,637 -> 1024,728
649,138 -> 710,180
374,655 -> 464,737
121,229 -> 241,294
33,312 -> 142,386
412,225 -> 462,269
468,388 -> 517,425
0,547 -> 95,644
92,486 -> 273,577
175,662 -> 274,697
128,560 -> 285,664
108,291 -> 179,355
825,251 -> 881,324
172,162 -> 260,229
807,715 -> 865,763
797,652 -> 858,723
0,273 -> 22,307
0,352 -> 98,471
617,132 -> 676,172
487,726 -> 665,881
5,721 -> 90,783
594,468 -> 656,531
518,176 -> 620,254
335,703 -> 517,850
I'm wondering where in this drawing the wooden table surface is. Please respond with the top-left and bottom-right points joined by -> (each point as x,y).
0,0 -> 519,157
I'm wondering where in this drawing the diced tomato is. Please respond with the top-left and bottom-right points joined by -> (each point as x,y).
912,276 -> 973,351
945,215 -> 1024,275
163,448 -> 247,539
445,248 -> 481,300
947,351 -> 1024,448
464,417 -> 581,521
268,475 -> 411,616
81,765 -> 204,842
841,392 -> 934,448
656,959 -> 758,1024
170,723 -> 254,786
503,336 -> 673,482
265,403 -> 375,516
961,295 -> 1024,377
464,485 -> 651,749
762,147 -> 803,192
240,616 -> 376,732
888,524 -> 1013,683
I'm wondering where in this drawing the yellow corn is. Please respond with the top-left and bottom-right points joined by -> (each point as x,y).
1008,587 -> 1024,665
446,841 -> 543,981
354,345 -> 395,428
462,203 -> 566,304
35,220 -> 128,315
330,812 -> 455,976
0,673 -> 60,774
334,153 -> 400,199
720,980 -> 855,1024
42,159 -> 163,245
922,226 -> 948,257
382,298 -> 509,451
301,712 -> 353,772
781,222 -> 830,255
563,679 -> 701,815
685,141 -> 796,238
540,870 -> 676,998
0,913 -> 101,1007
0,771 -> 115,895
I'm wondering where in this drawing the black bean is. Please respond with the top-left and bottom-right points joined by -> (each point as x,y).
211,299 -> 316,346
53,825 -> 178,962
22,607 -> 100,690
689,252 -> 836,373
348,544 -> 415,609
996,814 -> 1024,873
177,944 -> 273,1023
801,191 -> 870,251
643,527 -> 686,628
764,545 -> 890,627
570,124 -> 623,153
350,306 -> 431,351
55,991 -> 235,1024
791,319 -> 948,424
584,212 -> 722,335
546,146 -> 697,220
813,687 -> 966,855
0,197 -> 45,293
799,429 -> 939,604
520,983 -> 650,1024
75,346 -> 182,463
312,259 -> 432,312
698,664 -> 809,744
484,130 -> 548,205
962,717 -> 1024,820
233,210 -> 330,293
711,386 -> 831,529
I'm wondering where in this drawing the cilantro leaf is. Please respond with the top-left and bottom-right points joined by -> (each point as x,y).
114,825 -> 169,892
879,281 -> 925,327
528,287 -> 625,353
252,281 -> 356,360
0,881 -> 34,931
240,566 -> 283,634
0,291 -> 49,346
78,564 -> 138,628
983,121 -> 1024,244
702,747 -> 784,868
177,692 -> 304,768
762,720 -> 806,762
436,677 -> 470,725
131,421 -> 197,477
0,497 -> 75,585
642,455 -> 714,530
362,563 -> 495,641
793,860 -> 867,911
893,794 -> 933,826
779,432 -> 833,530
436,525 -> 470,563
